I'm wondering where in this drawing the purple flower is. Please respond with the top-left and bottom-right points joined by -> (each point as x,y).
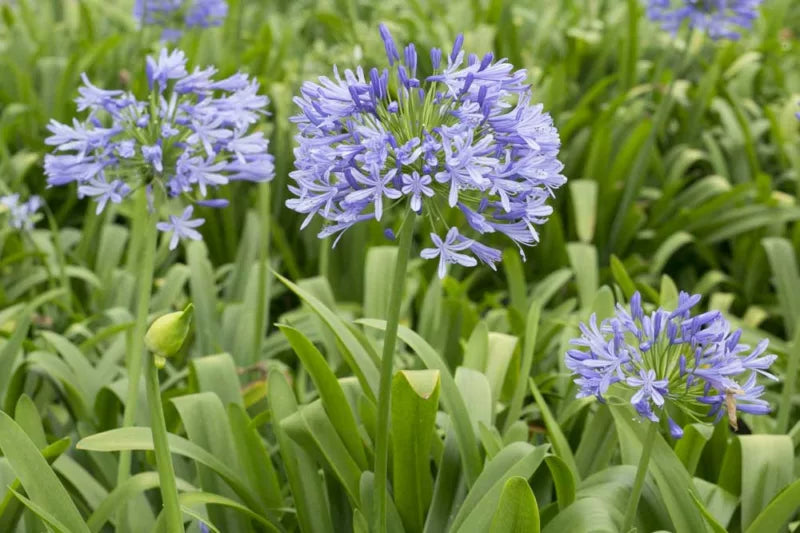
668,417 -> 684,439
420,227 -> 477,279
78,178 -> 131,214
134,0 -> 228,42
146,49 -> 188,90
566,291 -> 775,435
44,48 -> 273,247
286,26 -> 565,274
646,0 -> 764,40
156,206 -> 205,250
142,144 -> 164,173
401,171 -> 434,212
1,194 -> 43,231
627,369 -> 669,407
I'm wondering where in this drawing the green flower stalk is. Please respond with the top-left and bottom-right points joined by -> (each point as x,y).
144,305 -> 195,532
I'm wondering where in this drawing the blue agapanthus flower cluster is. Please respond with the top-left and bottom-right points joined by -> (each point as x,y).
646,0 -> 764,40
134,0 -> 228,41
0,194 -> 42,231
44,49 -> 274,250
286,25 -> 566,278
566,291 -> 776,437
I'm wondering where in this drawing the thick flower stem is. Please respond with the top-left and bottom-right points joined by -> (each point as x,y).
373,214 -> 415,533
622,0 -> 639,90
253,183 -> 272,364
116,189 -> 156,531
145,353 -> 184,532
622,421 -> 658,532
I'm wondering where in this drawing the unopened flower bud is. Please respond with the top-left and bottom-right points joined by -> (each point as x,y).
145,303 -> 193,360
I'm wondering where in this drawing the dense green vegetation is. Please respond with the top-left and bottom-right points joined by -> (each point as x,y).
0,0 -> 798,531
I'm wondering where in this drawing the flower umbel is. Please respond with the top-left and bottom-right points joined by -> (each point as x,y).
286,25 -> 566,278
134,0 -> 228,41
44,49 -> 274,249
0,194 -> 43,231
566,291 -> 776,435
646,0 -> 764,40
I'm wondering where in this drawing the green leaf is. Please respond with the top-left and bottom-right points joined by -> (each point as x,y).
9,488 -> 72,533
485,332 -> 518,412
281,399 -> 363,503
609,255 -> 637,299
359,319 -> 482,484
391,369 -> 440,533
14,394 -> 47,447
267,371 -> 334,533
529,379 -> 580,482
363,246 -> 398,320
358,471 -> 406,533
566,243 -> 598,310
455,367 -> 492,440
0,288 -> 65,399
689,489 -> 728,533
87,473 -> 193,532
0,410 -> 90,533
503,249 -> 528,315
187,240 -> 221,355
544,455 -> 576,511
569,180 -> 598,244
745,477 -> 800,533
693,478 -> 737,532
279,324 -> 368,469
577,465 -> 670,531
278,273 -> 379,399
574,405 -> 616,478
168,491 -> 280,532
463,321 -> 489,371
189,353 -> 244,408
171,392 -> 249,530
450,442 -> 548,532
504,302 -> 541,434
227,404 -> 283,510
424,430 -> 461,533
720,435 -> 795,530
610,405 -> 707,532
0,438 -> 70,532
650,232 -> 693,277
542,498 -> 620,533
76,427 -> 260,513
674,423 -> 714,475
489,476 -> 540,533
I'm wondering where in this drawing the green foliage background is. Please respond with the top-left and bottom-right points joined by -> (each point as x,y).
0,0 -> 799,531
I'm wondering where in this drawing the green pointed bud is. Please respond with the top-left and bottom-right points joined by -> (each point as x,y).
145,304 -> 193,359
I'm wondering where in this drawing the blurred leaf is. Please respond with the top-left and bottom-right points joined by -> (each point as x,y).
763,237 -> 800,338
569,180 -> 598,244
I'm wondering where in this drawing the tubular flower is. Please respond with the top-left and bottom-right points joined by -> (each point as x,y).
566,291 -> 776,436
0,194 -> 42,231
134,0 -> 228,41
286,24 -> 566,278
646,0 -> 764,40
44,49 -> 274,250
